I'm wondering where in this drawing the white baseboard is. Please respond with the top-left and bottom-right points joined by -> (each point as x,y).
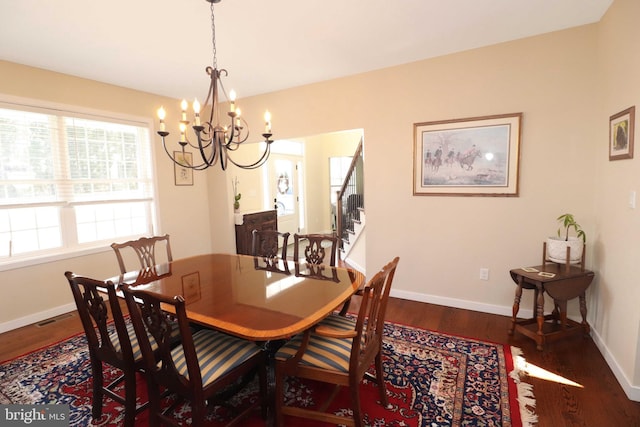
389,289 -> 640,402
590,325 -> 640,401
0,302 -> 76,334
390,288 -> 533,318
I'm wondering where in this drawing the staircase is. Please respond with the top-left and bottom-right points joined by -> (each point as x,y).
336,138 -> 366,272
341,207 -> 365,271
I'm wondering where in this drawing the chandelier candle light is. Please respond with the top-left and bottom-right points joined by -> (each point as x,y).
157,0 -> 274,171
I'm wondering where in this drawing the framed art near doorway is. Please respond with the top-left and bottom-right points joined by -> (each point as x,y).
413,113 -> 522,196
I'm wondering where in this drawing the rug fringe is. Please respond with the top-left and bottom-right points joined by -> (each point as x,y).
509,346 -> 538,427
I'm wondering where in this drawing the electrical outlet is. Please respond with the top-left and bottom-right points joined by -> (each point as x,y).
479,268 -> 490,280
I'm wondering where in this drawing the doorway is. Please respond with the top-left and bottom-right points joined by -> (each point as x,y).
266,153 -> 303,236
265,130 -> 362,236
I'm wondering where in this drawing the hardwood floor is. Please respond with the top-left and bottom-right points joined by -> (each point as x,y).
1,297 -> 639,426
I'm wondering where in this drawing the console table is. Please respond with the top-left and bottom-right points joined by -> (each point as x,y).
234,210 -> 277,255
508,263 -> 594,351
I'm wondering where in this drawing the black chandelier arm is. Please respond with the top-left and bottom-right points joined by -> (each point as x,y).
223,136 -> 273,170
193,124 -> 218,157
219,141 -> 229,170
159,133 -> 212,170
205,67 -> 228,127
224,116 -> 250,149
188,126 -> 214,151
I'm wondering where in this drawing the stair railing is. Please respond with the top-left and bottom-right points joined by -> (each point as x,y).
336,138 -> 364,249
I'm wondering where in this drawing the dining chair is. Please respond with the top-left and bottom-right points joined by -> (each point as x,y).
111,234 -> 173,275
294,232 -> 352,314
273,256 -> 399,427
317,257 -> 399,370
251,229 -> 290,260
122,285 -> 268,427
64,272 -> 148,427
293,233 -> 338,266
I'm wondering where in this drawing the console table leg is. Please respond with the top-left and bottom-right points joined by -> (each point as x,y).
556,300 -> 568,329
579,293 -> 590,334
551,301 -> 560,324
509,280 -> 523,335
535,286 -> 545,351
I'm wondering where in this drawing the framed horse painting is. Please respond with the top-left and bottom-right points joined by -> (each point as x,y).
413,113 -> 522,196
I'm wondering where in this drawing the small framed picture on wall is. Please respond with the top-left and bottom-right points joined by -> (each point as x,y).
174,151 -> 194,186
609,106 -> 635,161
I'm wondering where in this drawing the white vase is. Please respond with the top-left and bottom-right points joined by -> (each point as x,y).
546,236 -> 584,264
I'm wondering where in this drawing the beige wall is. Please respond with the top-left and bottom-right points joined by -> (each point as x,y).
0,0 -> 638,399
595,0 -> 640,389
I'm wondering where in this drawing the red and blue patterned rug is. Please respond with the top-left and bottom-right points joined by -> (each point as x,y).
0,320 -> 536,426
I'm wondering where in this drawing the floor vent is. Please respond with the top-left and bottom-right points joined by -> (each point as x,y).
36,313 -> 74,327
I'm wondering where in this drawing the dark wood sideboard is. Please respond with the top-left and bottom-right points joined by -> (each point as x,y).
234,210 -> 278,255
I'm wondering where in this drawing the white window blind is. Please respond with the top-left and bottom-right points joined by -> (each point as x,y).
0,100 -> 156,264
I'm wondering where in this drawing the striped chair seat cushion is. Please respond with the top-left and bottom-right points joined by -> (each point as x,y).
275,328 -> 354,373
171,329 -> 262,387
319,313 -> 356,331
321,314 -> 371,349
110,320 -> 180,362
320,314 -> 367,348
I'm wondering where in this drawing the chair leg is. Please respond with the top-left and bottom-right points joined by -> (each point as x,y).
123,369 -> 137,427
374,352 -> 388,407
90,357 -> 104,420
192,398 -> 208,426
350,376 -> 364,427
145,375 -> 162,427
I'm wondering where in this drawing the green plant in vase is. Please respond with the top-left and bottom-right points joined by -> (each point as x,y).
547,213 -> 586,264
232,177 -> 241,211
556,213 -> 586,242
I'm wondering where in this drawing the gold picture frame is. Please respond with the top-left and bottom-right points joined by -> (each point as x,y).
609,106 -> 635,161
413,113 -> 522,196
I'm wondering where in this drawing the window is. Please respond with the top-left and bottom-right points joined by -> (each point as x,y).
0,98 -> 156,266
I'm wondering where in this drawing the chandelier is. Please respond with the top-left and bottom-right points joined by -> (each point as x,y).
156,0 -> 273,171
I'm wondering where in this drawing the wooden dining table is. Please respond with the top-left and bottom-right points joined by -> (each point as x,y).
110,253 -> 365,341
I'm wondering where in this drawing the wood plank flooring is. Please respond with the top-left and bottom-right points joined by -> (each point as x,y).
1,297 -> 639,426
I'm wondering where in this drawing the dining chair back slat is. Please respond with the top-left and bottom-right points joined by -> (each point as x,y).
294,233 -> 350,313
293,233 -> 338,266
251,229 -> 290,260
111,234 -> 172,274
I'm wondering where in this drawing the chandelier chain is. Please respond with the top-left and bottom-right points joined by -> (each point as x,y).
210,1 -> 217,69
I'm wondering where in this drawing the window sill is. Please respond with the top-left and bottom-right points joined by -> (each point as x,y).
0,246 -> 111,273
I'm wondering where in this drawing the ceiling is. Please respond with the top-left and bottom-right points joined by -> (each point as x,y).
1,0 -> 612,101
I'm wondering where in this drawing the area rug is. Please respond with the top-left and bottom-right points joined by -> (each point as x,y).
0,320 -> 536,426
